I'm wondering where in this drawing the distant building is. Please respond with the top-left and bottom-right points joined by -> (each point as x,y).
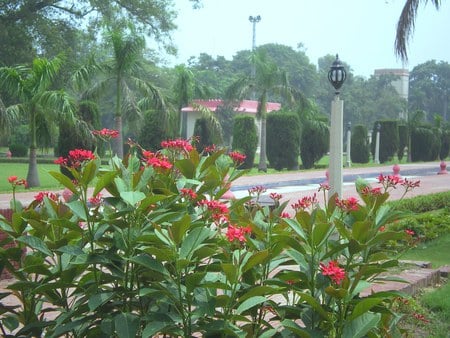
181,99 -> 281,139
374,68 -> 409,119
373,68 -> 409,101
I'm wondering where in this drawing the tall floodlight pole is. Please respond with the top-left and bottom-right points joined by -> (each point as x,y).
249,15 -> 261,51
374,123 -> 381,164
346,122 -> 352,167
328,54 -> 347,197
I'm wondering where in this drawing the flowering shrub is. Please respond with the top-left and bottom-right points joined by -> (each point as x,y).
0,141 -> 421,337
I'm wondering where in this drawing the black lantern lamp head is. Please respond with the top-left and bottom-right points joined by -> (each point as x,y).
328,54 -> 347,95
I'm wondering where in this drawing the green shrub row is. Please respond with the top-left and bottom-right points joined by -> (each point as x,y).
389,191 -> 450,212
232,115 -> 258,169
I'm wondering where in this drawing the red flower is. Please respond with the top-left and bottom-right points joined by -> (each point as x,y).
335,196 -> 359,212
180,188 -> 197,200
226,224 -> 251,242
291,194 -> 318,211
203,144 -> 217,153
269,192 -> 282,201
34,191 -> 58,203
405,229 -> 415,236
8,176 -> 18,183
379,225 -> 386,232
92,128 -> 119,139
248,185 -> 267,195
361,186 -> 382,196
55,149 -> 96,169
318,183 -> 330,192
198,199 -> 229,222
88,193 -> 103,206
142,150 -> 172,170
229,151 -> 246,164
161,139 -> 193,152
320,260 -> 346,285
280,212 -> 291,219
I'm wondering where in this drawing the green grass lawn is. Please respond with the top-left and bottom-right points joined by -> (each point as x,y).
401,233 -> 450,267
0,163 -> 62,192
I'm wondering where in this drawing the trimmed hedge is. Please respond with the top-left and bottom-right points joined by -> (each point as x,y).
350,124 -> 370,163
193,117 -> 220,153
232,115 -> 258,169
266,112 -> 300,170
300,119 -> 329,169
138,110 -> 172,151
411,126 -> 440,162
440,127 -> 450,160
9,143 -> 28,157
389,190 -> 450,213
397,124 -> 408,161
371,120 -> 399,163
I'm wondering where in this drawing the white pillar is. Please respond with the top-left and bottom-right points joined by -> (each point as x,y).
329,96 -> 343,197
374,129 -> 380,164
346,125 -> 351,168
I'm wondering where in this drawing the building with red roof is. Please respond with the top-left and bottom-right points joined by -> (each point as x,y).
181,99 -> 281,139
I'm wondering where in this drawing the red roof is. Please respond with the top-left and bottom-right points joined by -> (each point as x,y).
181,99 -> 281,114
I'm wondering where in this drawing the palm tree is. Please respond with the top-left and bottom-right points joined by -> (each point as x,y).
226,51 -> 295,171
0,57 -> 74,187
395,0 -> 441,62
75,30 -> 166,158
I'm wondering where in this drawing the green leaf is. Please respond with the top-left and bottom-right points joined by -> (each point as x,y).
80,158 -> 98,185
221,263 -> 238,283
129,254 -> 168,276
312,222 -> 331,247
57,245 -> 84,256
236,296 -> 267,314
283,218 -> 307,241
88,292 -> 114,311
170,214 -> 191,245
343,312 -> 381,338
242,250 -> 269,273
94,171 -> 117,196
66,200 -> 88,221
325,286 -> 348,299
48,171 -> 78,193
175,159 -> 196,179
352,221 -> 371,242
186,272 -> 206,292
120,191 -> 146,206
348,298 -> 384,320
280,319 -> 312,338
179,227 -> 211,260
296,292 -> 329,319
17,235 -> 52,256
115,313 -> 139,338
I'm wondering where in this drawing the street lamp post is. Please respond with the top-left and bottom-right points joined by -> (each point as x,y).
327,54 -> 347,197
374,122 -> 381,164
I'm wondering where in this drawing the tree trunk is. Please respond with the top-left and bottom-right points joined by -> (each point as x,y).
114,115 -> 124,158
26,146 -> 40,188
258,117 -> 267,172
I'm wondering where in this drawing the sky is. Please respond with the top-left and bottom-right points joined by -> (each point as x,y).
166,0 -> 450,78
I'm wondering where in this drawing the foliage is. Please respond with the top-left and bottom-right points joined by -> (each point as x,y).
232,115 -> 258,169
0,138 -> 420,337
193,117 -> 221,152
411,126 -> 441,162
389,190 -> 450,213
137,109 -> 172,151
300,118 -> 329,169
350,124 -> 370,164
266,112 -> 300,170
8,143 -> 28,157
439,124 -> 450,160
397,124 -> 408,161
371,120 -> 399,163
421,281 -> 450,321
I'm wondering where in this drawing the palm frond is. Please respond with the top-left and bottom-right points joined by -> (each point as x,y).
192,102 -> 223,143
0,97 -> 19,135
395,0 -> 441,61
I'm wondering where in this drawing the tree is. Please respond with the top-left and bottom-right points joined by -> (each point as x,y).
225,51 -> 295,171
395,0 -> 442,61
76,30 -> 166,158
409,60 -> 450,121
0,56 -> 75,187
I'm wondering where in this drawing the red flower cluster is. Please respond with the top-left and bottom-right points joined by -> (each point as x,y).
291,194 -> 318,211
142,150 -> 172,170
88,193 -> 103,207
55,149 -> 96,168
34,191 -> 58,203
180,188 -> 197,200
412,312 -> 430,323
335,196 -> 359,212
318,183 -> 330,192
269,192 -> 282,201
198,199 -> 229,222
161,139 -> 193,153
226,224 -> 251,242
248,185 -> 267,196
229,151 -> 246,164
280,212 -> 291,219
203,144 -> 217,153
361,186 -> 382,196
320,260 -> 346,285
7,176 -> 27,187
92,128 -> 119,139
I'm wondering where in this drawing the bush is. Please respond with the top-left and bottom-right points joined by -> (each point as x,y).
266,112 -> 300,170
411,126 -> 440,162
300,119 -> 329,169
372,120 -> 399,163
8,143 -> 28,157
439,127 -> 450,160
137,110 -> 172,151
397,124 -> 408,161
193,117 -> 219,153
389,191 -> 450,213
232,115 -> 258,169
350,124 -> 370,163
